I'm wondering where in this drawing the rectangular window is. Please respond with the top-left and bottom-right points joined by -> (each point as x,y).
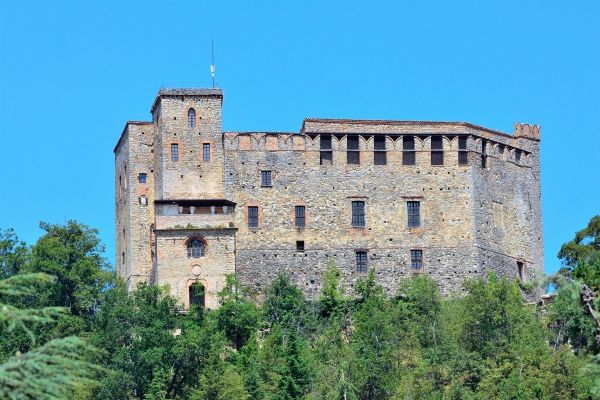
356,251 -> 368,273
296,240 -> 305,252
374,136 -> 387,165
347,135 -> 360,165
431,136 -> 443,165
351,201 -> 365,227
248,206 -> 259,228
171,143 -> 179,161
202,143 -> 210,161
481,140 -> 487,169
295,206 -> 306,228
458,137 -> 468,165
515,150 -> 522,163
261,171 -> 272,187
410,250 -> 423,270
403,136 -> 416,165
407,201 -> 421,228
138,173 -> 147,184
122,252 -> 125,265
320,134 -> 333,165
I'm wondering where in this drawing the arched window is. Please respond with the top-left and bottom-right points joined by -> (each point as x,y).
189,282 -> 205,309
187,239 -> 205,258
188,108 -> 196,128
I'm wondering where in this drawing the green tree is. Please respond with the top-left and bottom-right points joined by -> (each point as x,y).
0,228 -> 28,279
264,274 -> 311,333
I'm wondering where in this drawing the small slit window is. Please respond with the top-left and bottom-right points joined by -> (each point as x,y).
356,251 -> 368,273
481,140 -> 487,169
403,136 -> 416,165
187,239 -> 205,258
188,108 -> 196,128
517,261 -> 525,281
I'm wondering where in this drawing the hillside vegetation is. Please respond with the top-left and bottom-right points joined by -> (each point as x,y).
0,218 -> 599,399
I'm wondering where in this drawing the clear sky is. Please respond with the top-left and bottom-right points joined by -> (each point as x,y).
0,0 -> 598,275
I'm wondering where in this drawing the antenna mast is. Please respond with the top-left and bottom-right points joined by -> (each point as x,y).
210,38 -> 216,88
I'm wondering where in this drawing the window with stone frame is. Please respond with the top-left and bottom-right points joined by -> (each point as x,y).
407,201 -> 421,228
431,136 -> 443,165
347,135 -> 360,165
171,143 -> 179,162
295,206 -> 306,228
410,249 -> 423,270
187,239 -> 205,258
296,240 -> 305,252
188,108 -> 196,128
458,137 -> 468,165
138,173 -> 147,184
261,170 -> 272,187
351,201 -> 365,227
248,206 -> 259,228
202,143 -> 210,161
403,136 -> 416,165
355,251 -> 368,273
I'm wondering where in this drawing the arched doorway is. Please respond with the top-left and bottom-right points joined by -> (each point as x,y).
189,282 -> 205,309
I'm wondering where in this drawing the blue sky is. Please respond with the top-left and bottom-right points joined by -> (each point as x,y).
0,0 -> 598,275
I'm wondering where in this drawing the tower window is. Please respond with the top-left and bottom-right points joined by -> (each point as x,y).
374,136 -> 387,165
351,201 -> 365,227
189,282 -> 205,309
295,206 -> 306,228
187,239 -> 205,258
202,143 -> 210,161
171,143 -> 179,161
261,170 -> 272,187
356,251 -> 368,273
431,136 -> 443,165
320,134 -> 333,165
410,250 -> 423,270
407,201 -> 421,228
296,240 -> 305,252
403,136 -> 416,165
481,140 -> 487,169
248,206 -> 259,228
458,137 -> 468,165
517,261 -> 525,281
347,135 -> 360,165
188,108 -> 196,128
515,150 -> 522,163
138,173 -> 147,184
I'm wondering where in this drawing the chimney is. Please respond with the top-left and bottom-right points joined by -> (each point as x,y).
514,123 -> 541,141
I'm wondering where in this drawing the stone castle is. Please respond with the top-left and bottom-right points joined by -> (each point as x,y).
114,88 -> 543,308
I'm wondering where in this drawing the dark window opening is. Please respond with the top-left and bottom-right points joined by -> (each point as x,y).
122,251 -> 125,265
515,150 -> 522,163
347,135 -> 360,165
171,143 -> 179,161
356,251 -> 368,273
410,250 -> 423,270
481,140 -> 487,169
431,136 -> 443,165
187,239 -> 205,258
458,137 -> 468,165
351,201 -> 365,227
295,206 -> 306,228
517,261 -> 524,281
180,206 -> 191,214
188,108 -> 196,128
248,206 -> 259,228
189,282 -> 205,309
403,136 -> 416,165
320,134 -> 333,166
261,170 -> 272,187
374,136 -> 387,165
407,201 -> 421,228
138,173 -> 147,184
203,143 -> 210,161
296,240 -> 305,252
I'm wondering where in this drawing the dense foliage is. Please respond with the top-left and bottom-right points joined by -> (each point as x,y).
1,218 -> 599,399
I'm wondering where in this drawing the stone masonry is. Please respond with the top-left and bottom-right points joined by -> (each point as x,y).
114,88 -> 543,308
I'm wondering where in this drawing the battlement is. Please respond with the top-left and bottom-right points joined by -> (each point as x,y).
514,122 -> 541,141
